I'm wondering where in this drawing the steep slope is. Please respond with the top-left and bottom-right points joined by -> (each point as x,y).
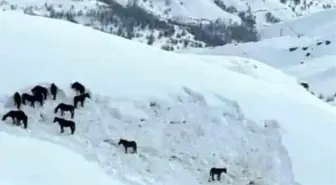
0,131 -> 124,185
0,12 -> 335,185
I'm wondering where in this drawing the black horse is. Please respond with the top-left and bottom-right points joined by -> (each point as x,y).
50,83 -> 58,100
54,103 -> 75,118
71,82 -> 85,95
22,93 -> 44,107
118,138 -> 137,154
74,93 -> 91,108
13,92 -> 21,109
209,167 -> 227,182
2,110 -> 28,129
31,85 -> 48,100
300,82 -> 309,90
53,117 -> 76,134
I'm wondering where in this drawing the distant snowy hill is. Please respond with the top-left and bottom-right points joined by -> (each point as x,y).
1,0 -> 335,51
1,11 -> 336,185
184,9 -> 336,105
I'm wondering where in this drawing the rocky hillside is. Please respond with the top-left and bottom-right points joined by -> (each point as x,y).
1,0 -> 335,51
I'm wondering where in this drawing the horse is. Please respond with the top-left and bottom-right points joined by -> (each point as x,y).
50,83 -> 58,100
31,85 -> 48,100
22,93 -> 44,107
300,82 -> 309,90
53,117 -> 76,134
13,92 -> 21,109
208,167 -> 227,182
74,93 -> 90,108
2,110 -> 28,129
54,103 -> 75,118
71,81 -> 85,95
118,138 -> 137,154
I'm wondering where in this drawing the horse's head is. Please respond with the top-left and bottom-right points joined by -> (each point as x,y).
71,82 -> 80,88
223,168 -> 227,173
118,139 -> 124,145
53,117 -> 58,123
85,93 -> 91,99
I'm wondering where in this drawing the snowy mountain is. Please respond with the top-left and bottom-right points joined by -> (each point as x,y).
1,11 -> 336,185
1,0 -> 335,51
184,8 -> 336,105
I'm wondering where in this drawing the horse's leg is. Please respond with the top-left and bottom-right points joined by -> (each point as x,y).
23,119 -> 27,129
125,147 -> 128,154
71,111 -> 74,118
71,126 -> 75,134
217,173 -> 221,181
31,100 -> 35,108
81,100 -> 84,107
60,126 -> 64,134
61,110 -> 64,116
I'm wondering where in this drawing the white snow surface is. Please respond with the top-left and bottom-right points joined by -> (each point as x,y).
0,11 -> 335,185
260,8 -> 336,39
184,9 -> 336,97
0,131 -> 125,185
2,0 -> 335,28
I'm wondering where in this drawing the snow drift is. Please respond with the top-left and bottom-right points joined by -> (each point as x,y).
0,131 -> 124,185
0,11 -> 335,185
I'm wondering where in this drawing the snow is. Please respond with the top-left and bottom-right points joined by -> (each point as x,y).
0,11 -> 336,185
2,0 -> 335,30
0,131 -> 125,185
183,8 -> 336,100
260,8 -> 336,39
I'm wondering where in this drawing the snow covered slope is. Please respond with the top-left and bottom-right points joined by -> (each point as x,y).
260,8 -> 336,38
0,12 -> 335,185
0,131 -> 124,185
182,10 -> 336,96
184,9 -> 336,103
1,0 -> 335,51
138,0 -> 335,24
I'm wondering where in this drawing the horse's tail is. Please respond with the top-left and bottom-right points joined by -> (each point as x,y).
21,95 -> 26,105
209,168 -> 213,177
